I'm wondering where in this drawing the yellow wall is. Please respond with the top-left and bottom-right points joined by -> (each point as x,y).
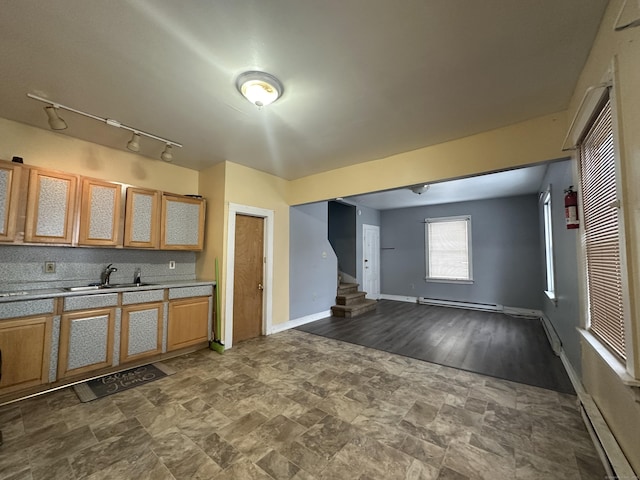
0,118 -> 198,192
288,111 -> 568,205
568,0 -> 640,473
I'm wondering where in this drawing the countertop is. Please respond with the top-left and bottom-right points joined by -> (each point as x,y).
0,280 -> 216,303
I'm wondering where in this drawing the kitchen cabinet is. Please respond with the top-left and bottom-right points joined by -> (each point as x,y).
124,187 -> 160,248
160,194 -> 205,251
78,178 -> 122,246
0,315 -> 53,394
167,296 -> 209,351
24,168 -> 77,244
120,302 -> 163,363
0,162 -> 22,242
58,307 -> 115,379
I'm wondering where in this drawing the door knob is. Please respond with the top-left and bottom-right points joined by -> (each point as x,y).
258,283 -> 264,290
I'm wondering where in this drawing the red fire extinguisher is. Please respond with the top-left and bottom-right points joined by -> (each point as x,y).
565,186 -> 579,229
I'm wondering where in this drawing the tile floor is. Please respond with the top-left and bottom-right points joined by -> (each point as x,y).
0,330 -> 607,480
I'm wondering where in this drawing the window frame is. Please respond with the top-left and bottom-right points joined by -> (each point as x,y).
541,187 -> 556,301
424,215 -> 473,284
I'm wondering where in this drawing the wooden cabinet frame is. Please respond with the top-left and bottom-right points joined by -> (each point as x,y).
167,296 -> 209,351
25,169 -> 78,244
0,162 -> 22,242
124,187 -> 161,248
120,302 -> 163,363
78,177 -> 123,246
58,308 -> 115,379
161,194 -> 205,251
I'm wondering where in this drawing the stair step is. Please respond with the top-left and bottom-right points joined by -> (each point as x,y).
331,299 -> 377,318
336,291 -> 367,306
337,282 -> 359,295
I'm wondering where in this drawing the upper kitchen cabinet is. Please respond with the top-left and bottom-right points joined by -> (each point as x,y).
160,194 -> 205,251
78,178 -> 122,246
24,168 -> 78,244
124,187 -> 160,248
0,162 -> 22,242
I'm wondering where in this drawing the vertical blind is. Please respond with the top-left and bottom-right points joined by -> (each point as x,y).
426,217 -> 471,280
579,98 -> 626,360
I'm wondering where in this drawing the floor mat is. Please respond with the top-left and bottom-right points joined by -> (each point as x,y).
73,362 -> 175,402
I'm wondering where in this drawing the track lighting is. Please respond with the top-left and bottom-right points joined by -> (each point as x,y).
161,144 -> 173,162
127,132 -> 141,152
44,106 -> 67,130
237,71 -> 283,107
410,185 -> 430,195
27,93 -> 182,161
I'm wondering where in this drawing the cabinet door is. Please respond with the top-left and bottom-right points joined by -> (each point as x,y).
160,195 -> 205,251
0,316 -> 52,394
124,187 -> 160,248
58,308 -> 115,379
25,169 -> 77,244
0,162 -> 21,242
78,178 -> 122,246
120,302 -> 163,363
167,297 -> 209,351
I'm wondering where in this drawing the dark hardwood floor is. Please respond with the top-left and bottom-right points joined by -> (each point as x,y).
297,300 -> 575,394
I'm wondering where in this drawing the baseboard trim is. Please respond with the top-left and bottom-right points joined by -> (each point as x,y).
540,313 -> 562,355
270,310 -> 332,334
379,294 -> 417,303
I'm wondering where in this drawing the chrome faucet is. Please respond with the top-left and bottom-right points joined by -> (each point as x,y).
101,264 -> 118,286
133,267 -> 141,285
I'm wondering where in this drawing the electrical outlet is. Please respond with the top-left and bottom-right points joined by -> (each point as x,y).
169,260 -> 176,270
44,261 -> 56,273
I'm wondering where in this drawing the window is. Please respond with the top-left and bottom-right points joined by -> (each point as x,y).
579,97 -> 627,360
542,188 -> 555,300
425,216 -> 472,282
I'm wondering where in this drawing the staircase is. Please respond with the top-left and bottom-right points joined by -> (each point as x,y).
331,283 -> 377,318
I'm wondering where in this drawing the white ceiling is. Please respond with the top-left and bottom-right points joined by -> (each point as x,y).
0,1 -> 606,180
346,164 -> 549,210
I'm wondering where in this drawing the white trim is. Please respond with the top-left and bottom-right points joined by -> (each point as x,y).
579,329 -> 640,387
270,310 -> 332,334
224,203 -> 274,350
559,350 -> 584,396
379,294 -> 418,303
362,224 -> 381,299
540,313 -> 562,355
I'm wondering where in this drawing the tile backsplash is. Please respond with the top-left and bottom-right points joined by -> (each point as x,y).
0,245 -> 196,291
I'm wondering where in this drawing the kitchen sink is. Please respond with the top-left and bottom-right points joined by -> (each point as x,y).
63,283 -> 156,292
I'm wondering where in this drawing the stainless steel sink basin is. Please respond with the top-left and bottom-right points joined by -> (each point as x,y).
63,283 -> 156,292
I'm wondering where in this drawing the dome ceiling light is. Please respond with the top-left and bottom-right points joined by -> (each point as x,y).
236,71 -> 283,107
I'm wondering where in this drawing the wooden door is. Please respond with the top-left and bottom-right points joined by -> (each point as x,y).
167,297 -> 209,351
121,302 -> 163,363
124,187 -> 160,248
160,194 -> 205,251
233,214 -> 264,343
78,177 -> 122,246
0,162 -> 21,242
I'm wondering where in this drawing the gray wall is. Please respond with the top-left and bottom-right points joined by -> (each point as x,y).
0,245 -> 196,292
290,203 -> 338,319
328,201 -> 356,277
539,161 -> 582,377
381,194 -> 543,309
355,205 -> 381,286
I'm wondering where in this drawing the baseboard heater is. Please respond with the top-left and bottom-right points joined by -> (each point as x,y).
417,297 -> 502,312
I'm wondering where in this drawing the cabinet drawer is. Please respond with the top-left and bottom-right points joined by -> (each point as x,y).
0,299 -> 55,320
122,289 -> 165,305
168,285 -> 212,300
64,293 -> 118,312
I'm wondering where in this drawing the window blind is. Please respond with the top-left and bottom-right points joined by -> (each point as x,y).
426,218 -> 470,280
579,98 -> 626,359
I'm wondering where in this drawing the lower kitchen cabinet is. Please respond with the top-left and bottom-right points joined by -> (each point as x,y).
167,297 -> 209,351
120,302 -> 163,363
0,316 -> 52,394
58,308 -> 115,379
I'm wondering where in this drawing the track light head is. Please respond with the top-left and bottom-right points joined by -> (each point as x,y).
44,106 -> 67,130
127,132 -> 141,152
161,144 -> 173,162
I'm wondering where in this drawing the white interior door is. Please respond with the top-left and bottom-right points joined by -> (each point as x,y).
363,224 -> 380,299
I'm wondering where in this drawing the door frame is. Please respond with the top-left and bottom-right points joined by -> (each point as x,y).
224,203 -> 274,349
362,224 -> 381,299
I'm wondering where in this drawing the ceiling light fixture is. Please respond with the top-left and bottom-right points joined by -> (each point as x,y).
27,93 -> 182,161
410,185 -> 430,195
126,132 -> 141,152
160,144 -> 173,162
236,71 -> 283,107
44,105 -> 67,130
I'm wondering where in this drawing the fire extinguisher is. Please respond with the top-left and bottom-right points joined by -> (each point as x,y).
565,186 -> 579,229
